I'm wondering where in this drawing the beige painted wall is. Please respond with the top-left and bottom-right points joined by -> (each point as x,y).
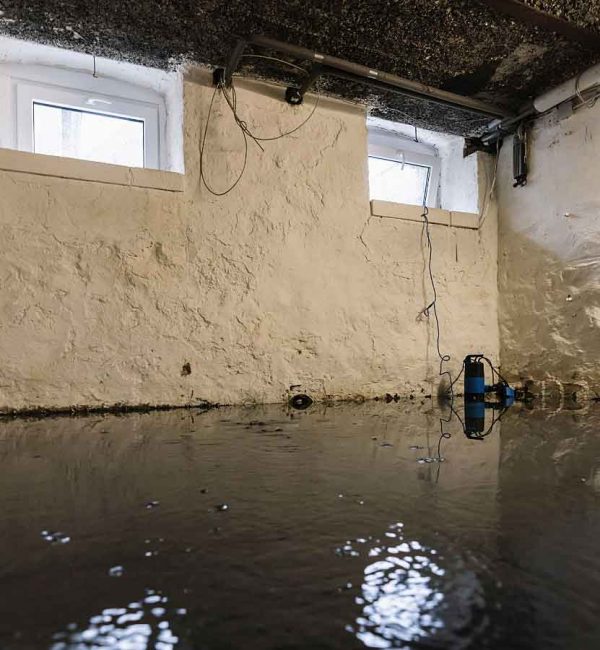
497,107 -> 600,397
0,78 -> 499,411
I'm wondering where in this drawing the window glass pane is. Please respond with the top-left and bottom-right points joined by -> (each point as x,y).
368,156 -> 431,206
33,103 -> 144,167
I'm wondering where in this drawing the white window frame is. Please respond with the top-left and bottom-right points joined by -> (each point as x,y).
0,64 -> 166,170
368,128 -> 441,208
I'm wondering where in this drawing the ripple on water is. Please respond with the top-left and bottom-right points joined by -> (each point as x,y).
41,531 -> 71,545
339,522 -> 488,649
50,589 -> 184,650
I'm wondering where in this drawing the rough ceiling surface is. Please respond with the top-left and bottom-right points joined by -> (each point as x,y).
1,0 -> 600,135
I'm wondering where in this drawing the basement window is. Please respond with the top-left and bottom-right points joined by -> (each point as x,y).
33,103 -> 146,168
0,63 -> 166,170
368,127 -> 440,208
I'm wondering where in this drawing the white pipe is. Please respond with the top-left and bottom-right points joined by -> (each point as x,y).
534,61 -> 600,113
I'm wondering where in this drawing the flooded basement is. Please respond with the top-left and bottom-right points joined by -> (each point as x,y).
0,402 -> 598,649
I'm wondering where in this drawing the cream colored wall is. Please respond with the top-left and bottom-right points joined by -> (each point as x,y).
497,107 -> 600,398
0,78 -> 499,411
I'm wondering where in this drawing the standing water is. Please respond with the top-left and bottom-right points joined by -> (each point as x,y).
0,402 -> 598,649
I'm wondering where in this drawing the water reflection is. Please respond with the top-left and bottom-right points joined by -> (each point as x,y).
50,590 -> 184,650
344,523 -> 485,649
0,403 -> 597,649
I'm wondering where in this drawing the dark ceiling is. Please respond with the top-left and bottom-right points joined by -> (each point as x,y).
1,0 -> 600,135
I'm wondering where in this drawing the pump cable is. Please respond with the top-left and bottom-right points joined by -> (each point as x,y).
419,205 -> 454,399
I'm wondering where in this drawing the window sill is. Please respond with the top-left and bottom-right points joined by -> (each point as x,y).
370,200 -> 479,230
0,148 -> 184,193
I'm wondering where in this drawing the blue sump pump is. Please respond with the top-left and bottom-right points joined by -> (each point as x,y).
462,354 -> 519,439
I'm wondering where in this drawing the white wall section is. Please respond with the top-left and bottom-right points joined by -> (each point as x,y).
497,107 -> 600,397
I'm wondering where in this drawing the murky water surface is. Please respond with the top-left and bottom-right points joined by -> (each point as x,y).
0,403 -> 598,649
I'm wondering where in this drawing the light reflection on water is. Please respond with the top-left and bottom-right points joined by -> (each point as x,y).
50,590 -> 184,650
0,403 -> 598,649
343,523 -> 485,649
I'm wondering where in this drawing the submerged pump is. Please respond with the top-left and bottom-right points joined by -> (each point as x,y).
462,355 -> 518,439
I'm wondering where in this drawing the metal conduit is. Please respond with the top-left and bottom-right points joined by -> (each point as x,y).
225,35 -> 511,120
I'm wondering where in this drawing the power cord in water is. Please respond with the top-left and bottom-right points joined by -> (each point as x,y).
419,204 -> 454,399
199,58 -> 320,196
416,201 -> 460,472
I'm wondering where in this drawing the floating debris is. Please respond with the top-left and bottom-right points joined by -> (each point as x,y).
145,500 -> 160,509
214,504 -> 229,512
409,445 -> 425,450
108,565 -> 124,577
417,457 -> 445,464
380,442 -> 393,448
41,530 -> 71,545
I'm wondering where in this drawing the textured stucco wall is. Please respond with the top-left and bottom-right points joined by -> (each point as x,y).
0,77 -> 499,411
497,107 -> 600,397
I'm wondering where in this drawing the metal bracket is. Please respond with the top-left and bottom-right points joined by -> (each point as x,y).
464,137 -> 501,157
285,64 -> 323,105
214,38 -> 248,87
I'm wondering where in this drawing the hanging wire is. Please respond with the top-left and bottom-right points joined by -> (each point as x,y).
199,83 -> 251,196
478,139 -> 500,229
417,197 -> 461,472
237,54 -> 320,141
419,204 -> 454,398
199,59 -> 320,196
240,54 -> 309,74
573,74 -> 600,112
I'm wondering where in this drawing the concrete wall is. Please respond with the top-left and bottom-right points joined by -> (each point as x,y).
0,76 -> 499,411
497,107 -> 600,397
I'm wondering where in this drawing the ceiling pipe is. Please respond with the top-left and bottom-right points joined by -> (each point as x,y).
245,35 -> 510,120
533,62 -> 600,113
478,61 -> 600,148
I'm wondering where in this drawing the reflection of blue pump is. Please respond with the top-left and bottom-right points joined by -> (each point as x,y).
462,355 -> 518,439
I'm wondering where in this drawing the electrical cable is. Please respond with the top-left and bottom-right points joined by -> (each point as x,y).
418,200 -> 462,474
572,86 -> 600,112
480,355 -> 510,387
419,204 -> 454,399
199,83 -> 251,196
468,405 -> 510,440
234,56 -> 321,142
448,362 -> 465,395
199,60 -> 320,196
240,54 -> 308,75
478,139 -> 500,229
